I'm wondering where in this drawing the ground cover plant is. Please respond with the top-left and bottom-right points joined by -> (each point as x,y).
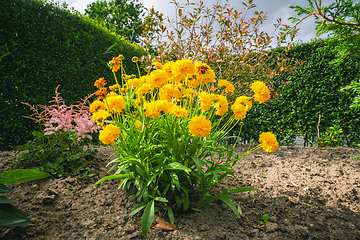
90,55 -> 279,235
11,86 -> 100,177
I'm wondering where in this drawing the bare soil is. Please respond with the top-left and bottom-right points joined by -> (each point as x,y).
1,145 -> 360,240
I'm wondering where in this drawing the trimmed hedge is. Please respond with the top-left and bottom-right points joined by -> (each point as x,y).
0,0 -> 146,150
239,39 -> 360,147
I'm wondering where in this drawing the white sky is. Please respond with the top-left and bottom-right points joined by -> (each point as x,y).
61,0 -> 333,43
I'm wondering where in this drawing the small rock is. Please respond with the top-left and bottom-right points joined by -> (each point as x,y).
265,222 -> 279,232
251,229 -> 259,233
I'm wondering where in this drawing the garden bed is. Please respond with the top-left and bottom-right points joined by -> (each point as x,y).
1,145 -> 360,239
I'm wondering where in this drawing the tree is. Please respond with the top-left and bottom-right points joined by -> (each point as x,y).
290,0 -> 360,112
290,0 -> 360,62
85,0 -> 145,43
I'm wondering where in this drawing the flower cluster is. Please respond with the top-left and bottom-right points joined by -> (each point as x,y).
90,57 -> 279,153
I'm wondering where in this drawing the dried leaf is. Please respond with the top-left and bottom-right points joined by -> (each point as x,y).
151,214 -> 178,231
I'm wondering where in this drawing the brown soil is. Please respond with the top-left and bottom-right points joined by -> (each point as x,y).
1,145 -> 360,240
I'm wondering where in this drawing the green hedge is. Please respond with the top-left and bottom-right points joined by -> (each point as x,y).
239,39 -> 360,147
0,0 -> 146,150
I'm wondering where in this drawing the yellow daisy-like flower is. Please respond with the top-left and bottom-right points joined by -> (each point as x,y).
172,59 -> 196,80
250,81 -> 270,103
198,92 -> 214,111
152,61 -> 163,69
144,100 -> 171,118
94,77 -> 106,88
160,84 -> 182,102
136,82 -> 151,97
135,120 -> 142,130
106,95 -> 125,114
188,115 -> 212,138
195,62 -> 215,84
259,132 -> 279,153
169,105 -> 188,119
218,80 -> 235,93
213,95 -> 229,116
231,96 -> 252,120
127,77 -> 143,90
90,100 -> 106,113
147,69 -> 169,89
99,124 -> 121,145
91,109 -> 111,125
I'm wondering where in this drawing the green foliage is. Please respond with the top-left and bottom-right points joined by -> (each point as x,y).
12,131 -> 98,177
11,86 -> 100,177
290,0 -> 360,63
85,0 -> 145,43
0,169 -> 51,227
240,40 -> 360,147
316,123 -> 345,147
0,0 -> 146,150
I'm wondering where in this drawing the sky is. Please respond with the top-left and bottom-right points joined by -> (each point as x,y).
61,0 -> 333,43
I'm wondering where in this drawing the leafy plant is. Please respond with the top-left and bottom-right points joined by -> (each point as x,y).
317,123 -> 345,148
12,86 -> 100,177
92,56 -> 279,235
260,214 -> 269,225
0,169 -> 51,227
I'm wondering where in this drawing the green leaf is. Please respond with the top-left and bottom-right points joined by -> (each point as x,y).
154,197 -> 168,203
0,196 -> 16,204
0,169 -> 51,185
167,206 -> 174,224
141,200 -> 154,236
263,214 -> 269,224
0,183 -> 16,194
164,162 -> 191,172
129,203 -> 146,216
170,172 -> 181,190
94,174 -> 129,186
191,157 -> 203,173
215,194 -> 240,218
0,205 -> 35,227
227,187 -> 259,194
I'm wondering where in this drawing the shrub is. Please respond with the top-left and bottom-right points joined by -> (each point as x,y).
0,0 -> 146,150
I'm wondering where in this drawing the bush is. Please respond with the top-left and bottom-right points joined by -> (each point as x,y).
240,39 -> 360,147
0,0 -> 146,150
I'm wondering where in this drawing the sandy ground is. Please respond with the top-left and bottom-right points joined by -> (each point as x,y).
1,144 -> 360,240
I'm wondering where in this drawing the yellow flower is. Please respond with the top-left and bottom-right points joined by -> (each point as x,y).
91,109 -> 111,125
172,59 -> 196,79
250,81 -> 270,103
259,132 -> 279,153
99,124 -> 120,145
94,77 -> 106,88
198,92 -> 214,111
184,73 -> 201,88
210,86 -> 216,92
218,80 -> 235,93
106,95 -> 125,114
109,84 -> 120,91
90,100 -> 106,113
127,77 -> 143,89
213,95 -> 229,116
231,96 -> 252,120
147,69 -> 169,88
189,115 -> 212,138
152,61 -> 163,69
109,57 -> 121,72
170,105 -> 188,119
135,120 -> 142,130
136,82 -> 151,97
195,62 -> 215,84
160,84 -> 182,102
144,100 -> 171,118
